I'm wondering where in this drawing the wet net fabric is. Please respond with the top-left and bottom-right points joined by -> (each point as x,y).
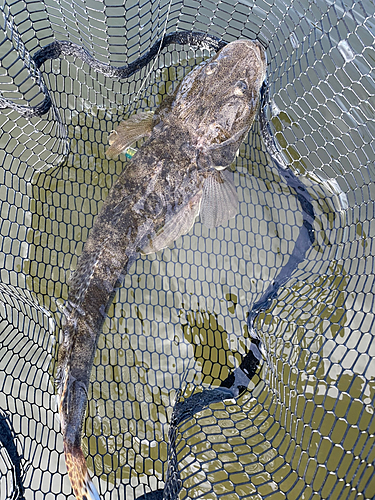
0,0 -> 374,499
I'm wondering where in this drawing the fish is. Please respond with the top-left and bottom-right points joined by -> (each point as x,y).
57,39 -> 267,500
0,410 -> 26,500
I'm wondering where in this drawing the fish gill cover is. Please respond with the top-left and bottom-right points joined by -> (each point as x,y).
0,0 -> 374,499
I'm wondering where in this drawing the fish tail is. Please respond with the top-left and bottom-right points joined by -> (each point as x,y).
64,442 -> 100,500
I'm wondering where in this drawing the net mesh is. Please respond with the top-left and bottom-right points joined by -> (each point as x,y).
0,0 -> 374,499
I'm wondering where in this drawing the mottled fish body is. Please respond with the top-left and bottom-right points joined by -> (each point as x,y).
57,39 -> 266,500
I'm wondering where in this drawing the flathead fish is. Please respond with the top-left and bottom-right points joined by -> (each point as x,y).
57,39 -> 266,499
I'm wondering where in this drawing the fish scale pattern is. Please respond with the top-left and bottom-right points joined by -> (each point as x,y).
0,0 -> 374,499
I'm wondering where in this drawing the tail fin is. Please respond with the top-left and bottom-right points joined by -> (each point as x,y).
64,442 -> 100,500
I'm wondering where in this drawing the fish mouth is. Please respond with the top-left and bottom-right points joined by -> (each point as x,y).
237,39 -> 267,71
224,39 -> 267,77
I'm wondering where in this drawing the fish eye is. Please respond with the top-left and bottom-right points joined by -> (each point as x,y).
236,80 -> 248,91
205,62 -> 218,75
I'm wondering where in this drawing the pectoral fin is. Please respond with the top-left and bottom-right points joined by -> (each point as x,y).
106,111 -> 155,159
141,192 -> 202,255
200,169 -> 238,228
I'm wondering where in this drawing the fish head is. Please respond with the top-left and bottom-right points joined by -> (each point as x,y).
172,39 -> 267,156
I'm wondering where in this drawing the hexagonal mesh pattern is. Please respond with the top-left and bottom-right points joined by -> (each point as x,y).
0,0 -> 374,499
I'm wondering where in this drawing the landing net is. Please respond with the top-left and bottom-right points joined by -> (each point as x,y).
0,1 -> 374,499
